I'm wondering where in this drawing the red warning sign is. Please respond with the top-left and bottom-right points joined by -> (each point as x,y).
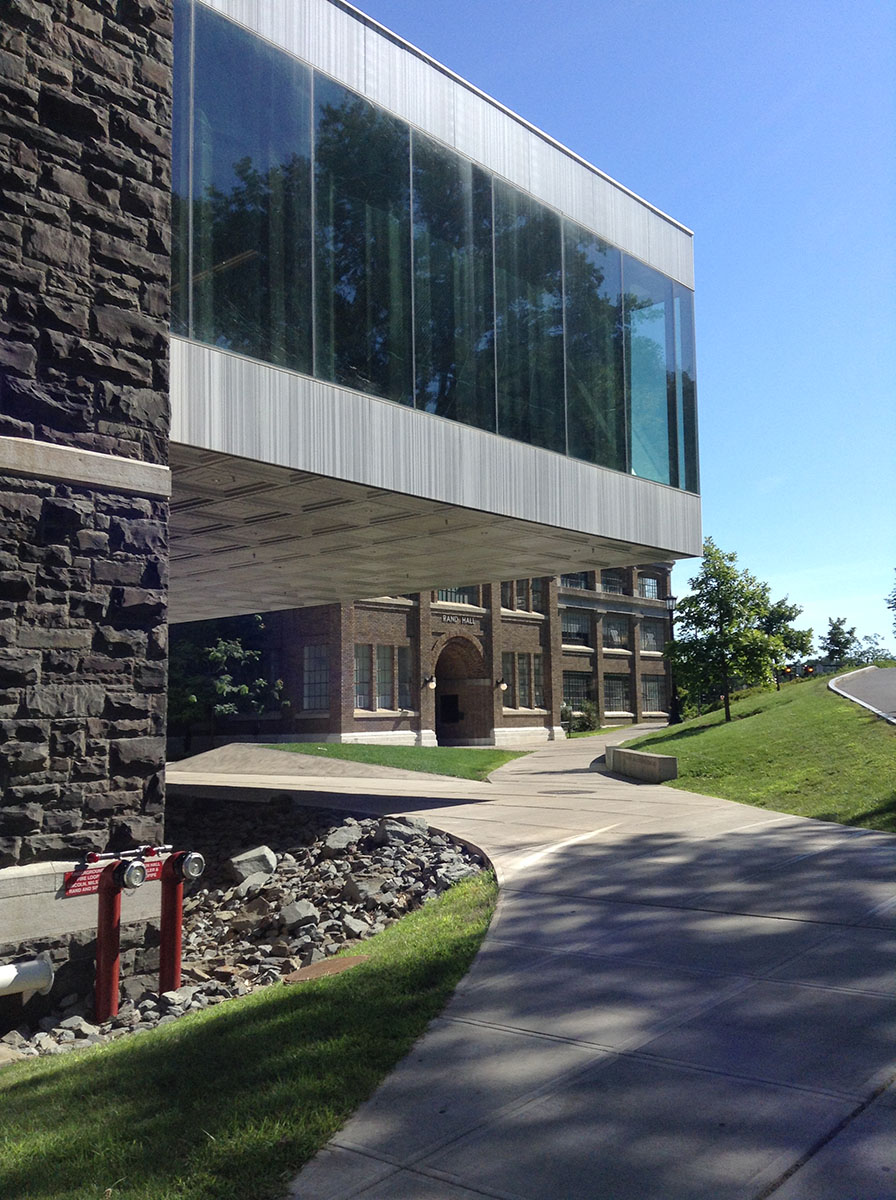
63,865 -> 108,897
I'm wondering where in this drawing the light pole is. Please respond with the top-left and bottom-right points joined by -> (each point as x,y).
665,595 -> 683,725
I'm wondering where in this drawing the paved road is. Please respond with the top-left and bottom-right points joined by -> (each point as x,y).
168,732 -> 896,1200
832,666 -> 896,722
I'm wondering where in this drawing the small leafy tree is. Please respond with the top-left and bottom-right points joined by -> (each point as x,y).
819,617 -> 858,665
666,538 -> 804,722
168,615 -> 285,743
887,572 -> 896,639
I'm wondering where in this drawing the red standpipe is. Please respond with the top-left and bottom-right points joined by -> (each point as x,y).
94,861 -> 122,1023
159,853 -> 186,994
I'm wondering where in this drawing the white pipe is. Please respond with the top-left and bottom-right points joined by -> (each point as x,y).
0,958 -> 54,998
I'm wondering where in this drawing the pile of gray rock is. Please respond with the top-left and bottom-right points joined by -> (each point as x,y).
1,799 -> 485,1061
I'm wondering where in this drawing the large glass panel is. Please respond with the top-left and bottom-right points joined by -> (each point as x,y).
171,0 -> 192,337
191,3 -> 312,371
315,76 -> 412,405
624,256 -> 674,485
494,181 -> 565,453
564,225 -> 624,468
412,132 -> 495,430
674,283 -> 700,492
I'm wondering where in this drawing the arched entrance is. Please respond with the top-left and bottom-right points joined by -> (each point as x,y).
433,637 -> 492,745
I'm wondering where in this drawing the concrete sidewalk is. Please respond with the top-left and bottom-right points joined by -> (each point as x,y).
169,732 -> 896,1200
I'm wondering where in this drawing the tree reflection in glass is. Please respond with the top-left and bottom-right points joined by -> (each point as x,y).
494,181 -> 565,453
314,78 -> 412,406
412,133 -> 495,431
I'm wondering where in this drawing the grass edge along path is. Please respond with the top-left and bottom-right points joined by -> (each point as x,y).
0,872 -> 497,1200
266,742 -> 526,781
625,678 -> 896,833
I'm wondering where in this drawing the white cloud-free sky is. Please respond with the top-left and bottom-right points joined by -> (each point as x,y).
355,0 -> 896,647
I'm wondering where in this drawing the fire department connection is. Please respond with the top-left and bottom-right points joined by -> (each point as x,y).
62,844 -> 206,1022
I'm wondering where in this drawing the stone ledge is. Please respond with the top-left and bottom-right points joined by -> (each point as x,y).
0,436 -> 171,498
0,860 -> 161,944
604,745 -> 678,782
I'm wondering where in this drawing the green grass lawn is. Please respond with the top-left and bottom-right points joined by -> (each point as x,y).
0,873 -> 497,1200
266,742 -> 526,781
626,679 -> 896,832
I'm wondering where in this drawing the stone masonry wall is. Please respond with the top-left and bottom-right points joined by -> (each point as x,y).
0,1 -> 173,865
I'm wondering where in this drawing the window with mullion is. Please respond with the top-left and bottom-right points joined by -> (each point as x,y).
561,609 -> 591,646
375,644 -> 394,709
501,651 -> 515,706
602,615 -> 630,650
354,643 -> 372,709
517,653 -> 531,707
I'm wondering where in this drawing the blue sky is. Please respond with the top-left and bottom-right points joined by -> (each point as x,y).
357,0 -> 896,648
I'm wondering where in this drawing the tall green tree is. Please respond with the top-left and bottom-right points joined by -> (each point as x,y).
819,617 -> 858,664
886,571 -> 896,639
666,538 -> 807,721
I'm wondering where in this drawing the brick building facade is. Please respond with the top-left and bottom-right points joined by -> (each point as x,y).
204,564 -> 673,749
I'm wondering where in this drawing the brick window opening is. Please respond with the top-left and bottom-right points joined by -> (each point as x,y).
303,644 -> 329,709
604,675 -> 631,712
603,615 -> 630,650
563,671 -> 593,708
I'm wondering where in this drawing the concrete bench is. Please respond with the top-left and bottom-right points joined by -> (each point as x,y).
604,746 -> 678,782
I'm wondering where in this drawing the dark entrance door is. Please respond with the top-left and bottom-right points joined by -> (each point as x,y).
433,638 -> 491,745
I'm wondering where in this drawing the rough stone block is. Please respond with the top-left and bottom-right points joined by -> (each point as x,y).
0,804 -> 44,835
110,736 -> 164,771
0,650 -> 40,686
227,846 -> 277,884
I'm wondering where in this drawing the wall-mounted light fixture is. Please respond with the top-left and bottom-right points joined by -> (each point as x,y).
423,675 -> 437,690
496,678 -> 508,692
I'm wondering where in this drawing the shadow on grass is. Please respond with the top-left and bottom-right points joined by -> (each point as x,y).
815,791 -> 896,834
0,882 -> 495,1200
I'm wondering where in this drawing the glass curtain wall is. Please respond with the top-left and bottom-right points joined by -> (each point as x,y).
175,2 -> 313,371
172,0 -> 698,494
314,77 -> 412,405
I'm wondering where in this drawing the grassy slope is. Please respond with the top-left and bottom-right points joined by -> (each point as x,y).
0,874 -> 497,1200
626,679 -> 896,832
267,742 -> 526,781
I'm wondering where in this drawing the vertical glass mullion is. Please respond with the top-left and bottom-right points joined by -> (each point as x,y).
560,222 -> 569,455
408,134 -> 417,409
620,254 -> 631,474
674,295 -> 686,489
186,0 -> 195,338
309,69 -> 317,378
